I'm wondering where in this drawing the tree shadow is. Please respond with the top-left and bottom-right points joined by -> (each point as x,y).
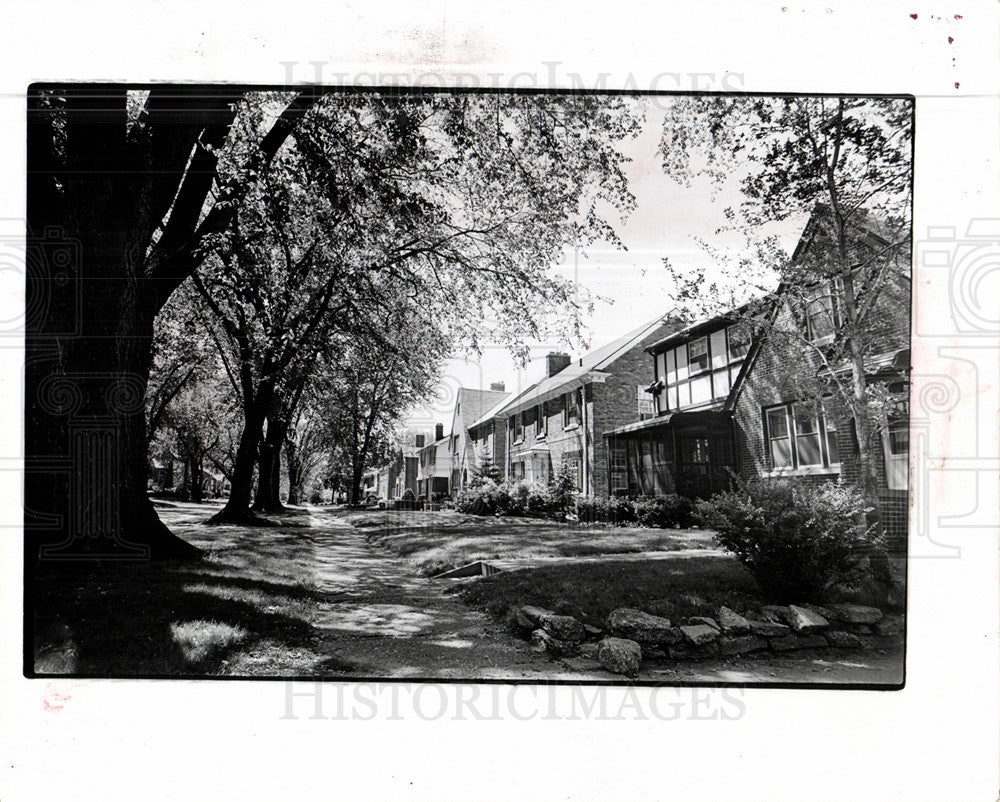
30,561 -> 338,677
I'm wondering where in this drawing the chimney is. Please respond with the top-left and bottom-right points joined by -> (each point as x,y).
435,423 -> 444,441
490,381 -> 505,392
546,352 -> 572,378
414,433 -> 425,448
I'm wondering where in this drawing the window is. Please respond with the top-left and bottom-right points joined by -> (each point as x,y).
804,286 -> 838,342
883,418 -> 908,490
536,403 -> 547,437
563,451 -> 582,490
728,322 -> 751,359
511,414 -> 523,443
609,443 -> 628,493
512,461 -> 525,481
688,337 -> 709,374
763,402 -> 840,471
563,389 -> 581,428
637,386 -> 655,420
657,323 -> 750,413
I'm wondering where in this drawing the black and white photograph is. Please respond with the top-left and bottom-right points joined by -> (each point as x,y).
26,87 -> 912,686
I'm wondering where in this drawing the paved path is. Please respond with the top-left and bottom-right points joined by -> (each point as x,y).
299,510 -> 579,680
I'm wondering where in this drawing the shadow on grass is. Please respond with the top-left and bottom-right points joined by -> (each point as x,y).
458,554 -> 765,627
31,561 -> 357,677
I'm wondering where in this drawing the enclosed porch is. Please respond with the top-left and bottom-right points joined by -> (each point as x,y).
604,410 -> 736,500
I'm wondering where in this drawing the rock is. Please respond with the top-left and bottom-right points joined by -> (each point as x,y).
760,605 -> 791,623
519,605 -> 555,627
668,642 -> 721,660
577,642 -> 600,659
748,619 -> 790,637
801,603 -> 836,621
530,629 -> 553,652
606,608 -> 675,646
717,606 -> 751,635
583,624 -> 604,639
785,605 -> 830,634
849,623 -> 874,635
688,616 -> 721,631
530,628 -> 577,656
718,635 -> 769,656
770,634 -> 829,652
679,624 -> 720,646
827,603 -> 884,624
598,637 -> 642,677
826,630 -> 863,649
540,614 -> 585,643
874,616 -> 904,636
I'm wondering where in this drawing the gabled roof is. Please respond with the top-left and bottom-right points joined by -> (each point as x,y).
451,386 -> 510,434
493,313 -> 681,418
468,391 -> 517,433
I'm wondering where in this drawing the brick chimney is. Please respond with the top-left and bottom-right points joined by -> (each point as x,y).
546,352 -> 572,378
490,381 -> 505,392
435,423 -> 444,441
414,433 -> 425,448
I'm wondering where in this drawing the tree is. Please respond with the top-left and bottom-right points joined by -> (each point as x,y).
194,91 -> 645,521
26,86 -> 322,559
659,96 -> 912,495
321,306 -> 448,505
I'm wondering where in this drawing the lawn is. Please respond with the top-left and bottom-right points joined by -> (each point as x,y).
31,500 -> 340,677
354,509 -> 718,576
457,555 -> 766,628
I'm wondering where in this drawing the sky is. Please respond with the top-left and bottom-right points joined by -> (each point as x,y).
404,103 -> 808,432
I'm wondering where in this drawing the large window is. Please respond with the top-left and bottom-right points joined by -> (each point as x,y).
763,402 -> 840,472
655,323 -> 751,413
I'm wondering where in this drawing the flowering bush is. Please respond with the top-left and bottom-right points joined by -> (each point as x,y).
695,478 -> 882,602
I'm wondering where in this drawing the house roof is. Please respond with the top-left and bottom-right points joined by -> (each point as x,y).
468,391 -> 517,432
451,386 -> 509,434
492,313 -> 681,418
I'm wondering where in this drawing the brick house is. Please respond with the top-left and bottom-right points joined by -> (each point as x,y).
417,423 -> 451,499
493,314 -> 681,496
604,208 -> 910,541
445,384 -> 510,494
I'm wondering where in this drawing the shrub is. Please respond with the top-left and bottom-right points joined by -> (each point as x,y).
456,479 -> 512,516
633,494 -> 694,528
695,478 -> 882,603
547,463 -> 578,519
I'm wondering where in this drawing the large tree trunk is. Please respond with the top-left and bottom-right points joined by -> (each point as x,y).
209,396 -> 270,524
26,90 -> 201,561
252,418 -> 287,513
285,439 -> 304,505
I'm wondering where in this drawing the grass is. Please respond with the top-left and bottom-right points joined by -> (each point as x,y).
170,620 -> 247,663
358,509 -> 716,576
30,501 -> 353,677
457,554 -> 765,628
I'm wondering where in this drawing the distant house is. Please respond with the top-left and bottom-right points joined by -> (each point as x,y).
604,208 -> 910,540
446,384 -> 510,493
493,314 -> 682,496
416,423 -> 451,499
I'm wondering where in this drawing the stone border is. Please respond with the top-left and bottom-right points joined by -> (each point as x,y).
514,602 -> 904,678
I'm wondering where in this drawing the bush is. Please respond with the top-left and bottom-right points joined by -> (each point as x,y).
695,479 -> 882,603
633,494 -> 694,528
456,480 -> 512,516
